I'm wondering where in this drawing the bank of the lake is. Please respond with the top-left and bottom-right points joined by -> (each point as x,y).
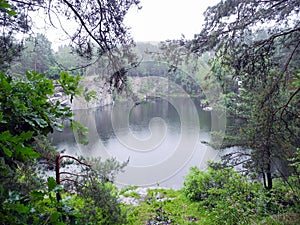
119,184 -> 300,225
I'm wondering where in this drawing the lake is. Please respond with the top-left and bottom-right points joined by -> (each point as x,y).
53,97 -> 226,189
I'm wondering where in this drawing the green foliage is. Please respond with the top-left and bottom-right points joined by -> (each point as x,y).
61,157 -> 129,224
0,177 -> 80,225
8,35 -> 89,79
0,0 -> 142,223
122,191 -> 141,199
290,148 -> 300,174
49,45 -> 84,79
58,72 -> 82,102
183,163 -> 300,224
9,34 -> 55,77
0,0 -> 17,16
1,71 -> 63,135
286,148 -> 300,203
0,69 -> 122,224
119,185 -> 139,195
124,188 -> 207,225
183,165 -> 257,204
72,181 -> 126,225
0,152 -> 128,224
86,157 -> 128,182
83,87 -> 97,102
0,71 -> 80,166
69,120 -> 89,145
159,0 -> 300,192
0,130 -> 37,161
1,0 -> 141,58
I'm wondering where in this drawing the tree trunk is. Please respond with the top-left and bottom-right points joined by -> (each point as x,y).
265,161 -> 273,190
55,154 -> 62,202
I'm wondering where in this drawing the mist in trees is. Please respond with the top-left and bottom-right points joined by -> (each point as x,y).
1,0 -> 300,224
0,0 -> 141,224
162,0 -> 300,191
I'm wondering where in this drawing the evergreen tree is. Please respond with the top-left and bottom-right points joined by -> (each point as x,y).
10,34 -> 55,77
161,0 -> 300,189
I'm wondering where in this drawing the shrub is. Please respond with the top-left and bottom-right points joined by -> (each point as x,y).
183,163 -> 266,224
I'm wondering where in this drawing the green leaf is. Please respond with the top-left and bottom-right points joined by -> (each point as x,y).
30,190 -> 45,200
50,211 -> 60,223
2,146 -> 12,157
83,89 -> 97,102
7,10 -> 17,16
16,146 -> 39,160
0,1 -> 12,9
58,72 -> 82,102
293,79 -> 300,87
56,222 -> 66,225
32,117 -> 49,128
70,120 -> 89,145
47,177 -> 57,192
19,131 -> 34,141
14,203 -> 30,214
0,130 -> 11,141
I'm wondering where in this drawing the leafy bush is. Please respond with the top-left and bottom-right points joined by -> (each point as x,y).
0,177 -> 81,225
71,181 -> 126,225
184,161 -> 300,224
287,148 -> 300,205
124,188 -> 207,225
0,71 -> 126,224
183,163 -> 269,224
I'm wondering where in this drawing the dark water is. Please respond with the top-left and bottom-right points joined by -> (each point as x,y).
53,97 -> 225,189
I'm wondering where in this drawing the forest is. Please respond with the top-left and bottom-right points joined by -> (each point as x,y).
0,0 -> 300,224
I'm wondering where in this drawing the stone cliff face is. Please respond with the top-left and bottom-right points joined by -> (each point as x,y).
72,76 -> 114,110
50,76 -> 114,110
51,76 -> 177,110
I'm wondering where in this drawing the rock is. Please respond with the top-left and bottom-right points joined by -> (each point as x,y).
118,186 -> 173,206
72,76 -> 114,109
50,76 -> 114,109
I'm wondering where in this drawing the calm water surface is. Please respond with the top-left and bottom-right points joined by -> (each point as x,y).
53,97 -> 224,189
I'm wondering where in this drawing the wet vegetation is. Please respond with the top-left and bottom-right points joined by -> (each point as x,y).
1,0 -> 300,224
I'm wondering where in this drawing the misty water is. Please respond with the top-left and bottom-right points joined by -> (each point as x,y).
53,97 -> 225,189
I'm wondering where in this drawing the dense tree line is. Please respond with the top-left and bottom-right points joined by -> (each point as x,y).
0,0 -> 140,224
160,0 -> 300,191
8,34 -> 86,79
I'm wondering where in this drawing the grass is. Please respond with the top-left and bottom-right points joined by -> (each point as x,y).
121,188 -> 300,225
122,188 -> 212,225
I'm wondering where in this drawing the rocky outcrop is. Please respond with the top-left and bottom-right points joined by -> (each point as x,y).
119,187 -> 173,206
49,83 -> 71,107
50,76 -> 114,110
72,76 -> 114,110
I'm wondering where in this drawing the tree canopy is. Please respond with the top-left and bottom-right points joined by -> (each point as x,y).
159,0 -> 300,190
0,1 -> 140,224
188,0 -> 300,190
1,0 -> 141,60
1,0 -> 300,223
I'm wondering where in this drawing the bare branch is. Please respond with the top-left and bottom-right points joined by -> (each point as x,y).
279,86 -> 300,118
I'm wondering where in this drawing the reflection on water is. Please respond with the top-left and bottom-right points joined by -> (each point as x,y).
52,97 -> 222,189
